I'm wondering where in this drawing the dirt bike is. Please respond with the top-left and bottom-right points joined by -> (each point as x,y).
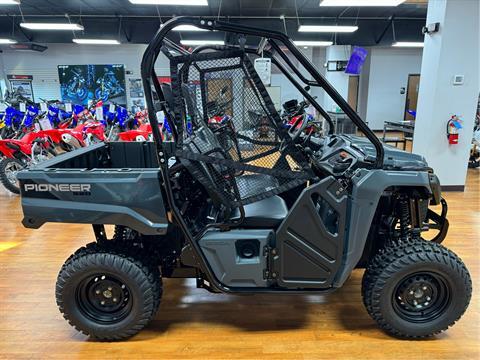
0,129 -> 56,194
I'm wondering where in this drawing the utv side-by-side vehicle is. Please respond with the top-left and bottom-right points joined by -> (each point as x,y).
17,17 -> 471,341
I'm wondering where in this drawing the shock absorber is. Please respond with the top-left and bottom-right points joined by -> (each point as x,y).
398,196 -> 410,242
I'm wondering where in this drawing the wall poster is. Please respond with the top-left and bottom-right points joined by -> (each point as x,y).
58,64 -> 126,106
7,75 -> 35,101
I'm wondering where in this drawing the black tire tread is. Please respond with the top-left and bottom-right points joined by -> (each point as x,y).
56,242 -> 162,341
362,239 -> 472,338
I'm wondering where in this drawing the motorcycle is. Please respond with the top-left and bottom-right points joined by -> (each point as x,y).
282,98 -> 322,141
64,69 -> 88,101
95,72 -> 124,102
0,128 -> 57,194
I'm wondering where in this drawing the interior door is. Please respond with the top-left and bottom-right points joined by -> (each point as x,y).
405,74 -> 420,120
347,76 -> 359,112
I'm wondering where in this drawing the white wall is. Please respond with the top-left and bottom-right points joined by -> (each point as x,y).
270,47 -> 327,111
357,50 -> 371,121
324,45 -> 351,112
364,47 -> 423,129
413,0 -> 479,187
0,43 -> 170,102
0,53 -> 7,100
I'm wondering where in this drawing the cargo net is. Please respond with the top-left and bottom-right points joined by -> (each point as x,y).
169,49 -> 314,208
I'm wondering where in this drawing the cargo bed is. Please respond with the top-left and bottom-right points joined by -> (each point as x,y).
17,142 -> 168,235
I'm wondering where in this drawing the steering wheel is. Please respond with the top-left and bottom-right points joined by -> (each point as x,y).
287,115 -> 309,143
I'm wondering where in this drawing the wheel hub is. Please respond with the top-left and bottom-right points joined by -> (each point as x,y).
393,272 -> 451,323
398,277 -> 434,310
77,274 -> 132,323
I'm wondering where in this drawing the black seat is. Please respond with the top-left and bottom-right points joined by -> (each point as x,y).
231,195 -> 288,228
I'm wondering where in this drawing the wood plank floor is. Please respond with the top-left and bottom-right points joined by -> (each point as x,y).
0,170 -> 478,359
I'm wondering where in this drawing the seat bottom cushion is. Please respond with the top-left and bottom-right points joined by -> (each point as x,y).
236,174 -> 279,199
231,195 -> 288,228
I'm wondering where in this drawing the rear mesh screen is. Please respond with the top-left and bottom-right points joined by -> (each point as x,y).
169,49 -> 314,208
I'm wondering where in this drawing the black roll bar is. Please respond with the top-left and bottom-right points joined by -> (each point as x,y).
141,16 -> 384,168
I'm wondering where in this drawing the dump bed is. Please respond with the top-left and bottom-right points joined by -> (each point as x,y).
17,142 -> 168,235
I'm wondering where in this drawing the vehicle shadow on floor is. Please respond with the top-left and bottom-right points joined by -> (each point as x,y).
143,273 -> 383,339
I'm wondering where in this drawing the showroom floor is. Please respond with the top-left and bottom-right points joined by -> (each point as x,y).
0,170 -> 478,359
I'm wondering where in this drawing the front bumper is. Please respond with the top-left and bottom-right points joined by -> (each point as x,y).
426,197 -> 449,243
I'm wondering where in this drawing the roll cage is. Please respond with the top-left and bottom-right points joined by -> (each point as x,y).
140,16 -> 385,293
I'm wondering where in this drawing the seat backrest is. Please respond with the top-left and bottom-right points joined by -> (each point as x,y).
179,126 -> 239,210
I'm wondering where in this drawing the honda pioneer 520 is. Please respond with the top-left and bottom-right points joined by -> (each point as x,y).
17,17 -> 471,341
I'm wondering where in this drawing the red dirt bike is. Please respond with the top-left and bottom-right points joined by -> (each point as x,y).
58,102 -> 106,146
118,123 -> 153,142
0,130 -> 57,194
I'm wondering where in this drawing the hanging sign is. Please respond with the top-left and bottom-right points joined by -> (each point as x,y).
254,58 -> 272,86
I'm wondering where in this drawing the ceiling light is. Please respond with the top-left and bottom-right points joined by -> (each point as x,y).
73,39 -> 120,45
129,0 -> 208,5
298,25 -> 358,33
173,25 -> 207,31
392,41 -> 424,47
320,0 -> 405,6
0,0 -> 20,5
20,22 -> 84,31
0,38 -> 17,44
294,41 -> 333,47
180,39 -> 224,46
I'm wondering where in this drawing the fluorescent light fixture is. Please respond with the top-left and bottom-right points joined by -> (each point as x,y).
0,0 -> 20,5
298,25 -> 358,33
129,0 -> 208,5
20,22 -> 84,31
294,41 -> 333,47
173,25 -> 207,32
320,0 -> 405,6
73,39 -> 121,45
180,39 -> 224,46
0,38 -> 17,44
392,41 -> 424,47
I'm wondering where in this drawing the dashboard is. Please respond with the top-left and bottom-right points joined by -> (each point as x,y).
310,135 -> 369,176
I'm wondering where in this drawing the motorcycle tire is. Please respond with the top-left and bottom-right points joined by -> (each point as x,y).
0,158 -> 25,194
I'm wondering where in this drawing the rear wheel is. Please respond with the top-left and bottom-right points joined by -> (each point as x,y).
56,242 -> 162,341
0,158 -> 25,194
362,239 -> 471,338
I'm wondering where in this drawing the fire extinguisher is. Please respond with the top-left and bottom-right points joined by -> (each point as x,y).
446,115 -> 463,145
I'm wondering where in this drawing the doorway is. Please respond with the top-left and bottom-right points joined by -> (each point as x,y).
405,74 -> 420,120
347,76 -> 359,112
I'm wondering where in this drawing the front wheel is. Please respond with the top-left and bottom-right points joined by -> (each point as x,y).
56,242 -> 162,340
0,158 -> 25,194
362,239 -> 471,338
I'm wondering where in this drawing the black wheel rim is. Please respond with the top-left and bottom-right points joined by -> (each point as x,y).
393,271 -> 452,323
76,273 -> 133,324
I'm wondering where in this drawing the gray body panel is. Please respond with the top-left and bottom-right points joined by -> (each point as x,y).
17,142 -> 168,235
199,229 -> 274,287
